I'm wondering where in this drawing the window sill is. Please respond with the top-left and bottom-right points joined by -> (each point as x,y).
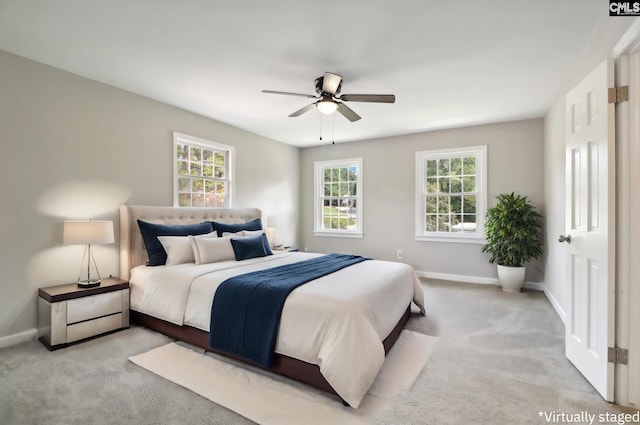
314,231 -> 363,239
415,234 -> 486,244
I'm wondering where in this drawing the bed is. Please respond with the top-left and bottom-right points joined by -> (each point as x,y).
120,205 -> 425,408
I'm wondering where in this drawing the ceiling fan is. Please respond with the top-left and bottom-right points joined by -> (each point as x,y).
261,72 -> 395,122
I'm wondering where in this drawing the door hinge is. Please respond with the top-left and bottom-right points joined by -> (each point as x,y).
608,347 -> 629,365
608,86 -> 629,104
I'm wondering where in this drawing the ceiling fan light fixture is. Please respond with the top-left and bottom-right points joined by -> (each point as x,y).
316,99 -> 338,115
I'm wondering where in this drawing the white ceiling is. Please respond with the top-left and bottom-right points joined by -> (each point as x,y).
0,1 -> 631,147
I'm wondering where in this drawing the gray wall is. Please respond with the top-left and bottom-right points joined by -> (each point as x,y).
0,50 -> 300,338
543,97 -> 569,320
300,118 -> 545,282
542,19 -> 635,322
3,14 -> 630,341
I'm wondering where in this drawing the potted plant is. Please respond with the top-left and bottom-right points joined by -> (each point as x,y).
482,192 -> 544,292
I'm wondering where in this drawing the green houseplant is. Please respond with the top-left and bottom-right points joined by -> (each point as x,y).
482,192 -> 544,292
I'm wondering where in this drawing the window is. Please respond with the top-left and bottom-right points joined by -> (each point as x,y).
314,158 -> 363,238
173,132 -> 234,208
415,145 -> 487,243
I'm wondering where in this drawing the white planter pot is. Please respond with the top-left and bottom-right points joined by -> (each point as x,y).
497,265 -> 526,292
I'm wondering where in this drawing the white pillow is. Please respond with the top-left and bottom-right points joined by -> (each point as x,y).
189,235 -> 235,265
222,229 -> 265,239
239,229 -> 264,237
158,232 -> 217,265
240,229 -> 274,247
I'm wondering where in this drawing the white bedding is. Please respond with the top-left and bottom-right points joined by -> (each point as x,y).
130,252 -> 425,408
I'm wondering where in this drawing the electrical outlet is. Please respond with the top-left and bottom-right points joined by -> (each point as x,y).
396,250 -> 403,260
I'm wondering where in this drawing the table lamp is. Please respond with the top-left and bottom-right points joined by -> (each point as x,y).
63,220 -> 114,287
264,227 -> 278,247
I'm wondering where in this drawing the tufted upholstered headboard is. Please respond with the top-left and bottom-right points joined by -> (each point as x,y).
119,205 -> 262,280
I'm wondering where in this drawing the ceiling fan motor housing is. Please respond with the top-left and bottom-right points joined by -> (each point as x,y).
315,76 -> 342,96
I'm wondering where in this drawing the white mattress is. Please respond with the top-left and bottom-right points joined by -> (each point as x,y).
129,252 -> 425,408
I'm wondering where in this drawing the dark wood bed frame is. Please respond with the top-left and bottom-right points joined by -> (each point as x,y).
131,305 -> 411,402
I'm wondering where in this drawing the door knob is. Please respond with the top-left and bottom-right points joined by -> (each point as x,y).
558,235 -> 571,243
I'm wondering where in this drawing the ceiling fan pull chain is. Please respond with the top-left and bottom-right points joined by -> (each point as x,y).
332,115 -> 335,145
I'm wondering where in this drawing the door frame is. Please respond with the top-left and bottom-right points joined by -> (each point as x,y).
612,18 -> 640,409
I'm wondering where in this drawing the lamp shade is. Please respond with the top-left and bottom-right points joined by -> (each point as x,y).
264,227 -> 277,247
63,220 -> 114,245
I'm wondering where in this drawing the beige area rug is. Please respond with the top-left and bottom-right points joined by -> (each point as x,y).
129,330 -> 437,425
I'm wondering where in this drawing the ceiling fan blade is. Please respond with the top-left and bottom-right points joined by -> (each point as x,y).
289,103 -> 316,117
262,90 -> 317,99
340,94 -> 396,103
322,72 -> 342,95
336,103 -> 361,122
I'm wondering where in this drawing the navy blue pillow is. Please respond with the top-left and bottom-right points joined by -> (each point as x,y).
261,233 -> 274,256
212,218 -> 263,237
137,220 -> 213,266
230,234 -> 270,261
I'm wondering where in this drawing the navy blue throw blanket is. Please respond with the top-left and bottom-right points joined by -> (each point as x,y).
208,254 -> 369,368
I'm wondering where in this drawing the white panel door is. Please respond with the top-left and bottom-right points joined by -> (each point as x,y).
564,59 -> 616,401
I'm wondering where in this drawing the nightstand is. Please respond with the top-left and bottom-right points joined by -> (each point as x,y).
38,277 -> 130,350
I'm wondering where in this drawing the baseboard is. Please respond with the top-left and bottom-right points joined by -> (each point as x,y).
416,271 -> 544,290
523,282 -> 546,291
0,328 -> 38,349
543,288 -> 567,325
416,271 -> 499,285
416,271 -> 567,323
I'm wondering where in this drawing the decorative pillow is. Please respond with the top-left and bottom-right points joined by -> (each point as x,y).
158,232 -> 217,265
236,229 -> 264,238
230,234 -> 270,261
258,232 -> 273,255
222,230 -> 273,256
212,218 -> 263,237
137,220 -> 213,266
189,236 -> 235,265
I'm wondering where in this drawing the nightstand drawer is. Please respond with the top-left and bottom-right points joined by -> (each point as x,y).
67,313 -> 123,343
67,291 -> 122,324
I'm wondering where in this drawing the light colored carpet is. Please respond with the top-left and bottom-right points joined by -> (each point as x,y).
0,326 -> 252,425
129,330 -> 436,425
1,279 -> 637,424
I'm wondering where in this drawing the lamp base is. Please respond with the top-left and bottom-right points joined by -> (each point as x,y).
77,279 -> 101,288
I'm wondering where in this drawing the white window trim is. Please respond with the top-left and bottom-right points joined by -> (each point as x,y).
314,157 -> 364,238
415,145 -> 487,244
173,132 -> 235,208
